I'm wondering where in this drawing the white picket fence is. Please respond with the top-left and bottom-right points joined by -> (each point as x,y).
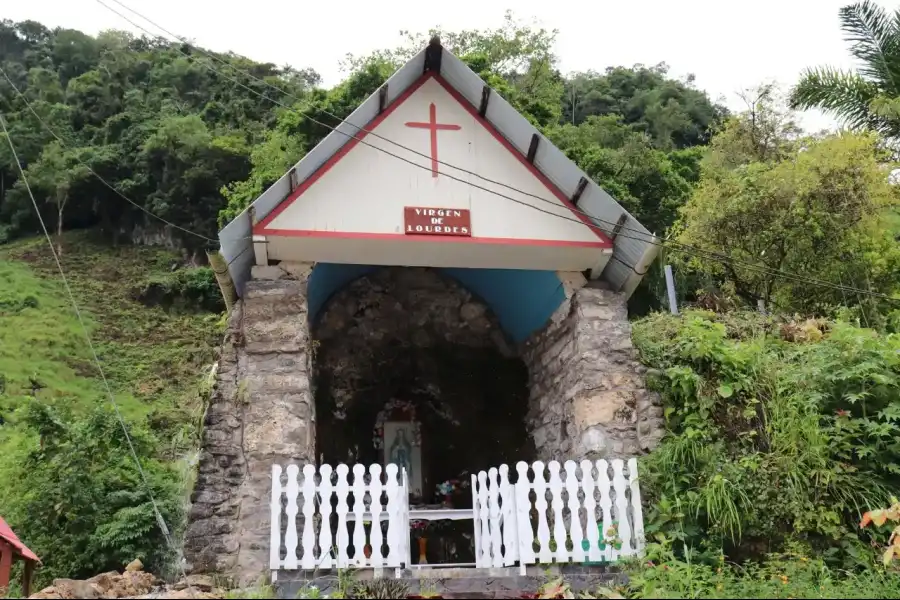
471,459 -> 644,569
270,458 -> 644,572
269,463 -> 410,570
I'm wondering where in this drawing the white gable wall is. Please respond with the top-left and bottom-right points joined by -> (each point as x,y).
262,76 -> 601,245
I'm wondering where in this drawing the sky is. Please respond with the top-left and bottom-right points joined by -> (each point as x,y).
5,0 -> 894,132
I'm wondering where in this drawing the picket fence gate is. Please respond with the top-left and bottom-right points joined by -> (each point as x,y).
270,458 -> 644,573
269,463 -> 410,570
471,459 -> 644,569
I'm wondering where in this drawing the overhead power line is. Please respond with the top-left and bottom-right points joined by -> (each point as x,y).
6,2 -> 898,304
98,0 -> 665,244
90,0 -> 900,304
0,66 -> 218,245
0,112 -> 195,595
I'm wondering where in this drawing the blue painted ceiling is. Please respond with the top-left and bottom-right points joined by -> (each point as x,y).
307,263 -> 565,343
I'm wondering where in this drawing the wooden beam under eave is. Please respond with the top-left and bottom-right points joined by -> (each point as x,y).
609,213 -> 629,241
424,36 -> 443,73
23,559 -> 34,598
207,250 -> 237,313
479,86 -> 491,117
571,177 -> 589,206
378,85 -> 389,114
526,134 -> 540,163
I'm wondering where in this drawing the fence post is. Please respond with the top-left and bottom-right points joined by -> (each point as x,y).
664,265 -> 678,315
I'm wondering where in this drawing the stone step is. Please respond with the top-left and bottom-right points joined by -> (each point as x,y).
275,566 -> 622,599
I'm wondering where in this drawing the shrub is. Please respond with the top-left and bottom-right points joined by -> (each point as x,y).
633,310 -> 900,566
132,267 -> 223,312
0,402 -> 182,585
623,540 -> 900,599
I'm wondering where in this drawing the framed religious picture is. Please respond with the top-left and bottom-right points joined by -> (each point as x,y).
382,421 -> 423,498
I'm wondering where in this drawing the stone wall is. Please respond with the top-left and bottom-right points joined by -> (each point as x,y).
183,263 -> 316,585
521,285 -> 664,461
184,267 -> 664,584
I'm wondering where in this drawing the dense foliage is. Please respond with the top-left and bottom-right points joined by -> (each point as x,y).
633,310 -> 900,569
623,545 -> 900,599
1,2 -> 900,593
0,233 -> 219,585
0,19 -> 317,252
1,14 -> 726,250
672,85 -> 900,326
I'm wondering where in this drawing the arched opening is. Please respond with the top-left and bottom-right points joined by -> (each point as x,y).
312,267 -> 533,494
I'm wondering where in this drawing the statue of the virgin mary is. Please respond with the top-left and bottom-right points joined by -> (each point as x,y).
388,427 -> 414,481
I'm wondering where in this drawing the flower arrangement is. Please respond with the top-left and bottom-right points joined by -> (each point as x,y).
435,473 -> 470,498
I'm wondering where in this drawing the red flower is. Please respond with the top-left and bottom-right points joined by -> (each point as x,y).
836,409 -> 850,418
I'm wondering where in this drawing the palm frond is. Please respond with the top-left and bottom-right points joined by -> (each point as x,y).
839,1 -> 900,93
790,66 -> 880,129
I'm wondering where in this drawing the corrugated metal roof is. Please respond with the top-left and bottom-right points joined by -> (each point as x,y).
0,516 -> 39,562
219,41 -> 659,298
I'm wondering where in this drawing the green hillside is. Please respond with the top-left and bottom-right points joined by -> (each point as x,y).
0,231 -> 221,582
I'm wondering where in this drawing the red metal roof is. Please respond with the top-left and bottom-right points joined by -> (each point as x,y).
0,517 -> 39,562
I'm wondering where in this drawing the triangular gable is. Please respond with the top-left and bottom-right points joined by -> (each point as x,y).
219,40 -> 660,297
255,72 -> 610,248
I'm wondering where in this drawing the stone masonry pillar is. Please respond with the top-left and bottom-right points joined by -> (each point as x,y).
184,264 -> 316,585
521,286 -> 664,461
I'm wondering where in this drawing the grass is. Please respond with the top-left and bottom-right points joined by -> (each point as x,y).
885,207 -> 900,237
0,230 -> 222,470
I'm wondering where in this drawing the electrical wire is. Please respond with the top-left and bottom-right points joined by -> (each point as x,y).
97,0 -> 666,244
0,66 -> 219,246
10,5 -> 900,303
90,0 -> 900,303
0,112 -> 196,596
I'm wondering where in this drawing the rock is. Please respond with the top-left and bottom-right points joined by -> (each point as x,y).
50,579 -> 100,599
522,288 -> 659,459
178,575 -> 216,592
135,587 -> 224,599
125,559 -> 144,572
31,566 -> 166,600
459,301 -> 486,321
249,265 -> 286,281
30,587 -> 62,599
84,572 -> 120,596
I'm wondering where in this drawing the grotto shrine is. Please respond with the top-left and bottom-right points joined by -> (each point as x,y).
185,37 -> 665,585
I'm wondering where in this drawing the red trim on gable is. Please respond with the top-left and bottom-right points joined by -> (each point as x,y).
432,74 -> 611,246
254,72 -> 435,232
263,228 -> 609,248
255,71 -> 613,249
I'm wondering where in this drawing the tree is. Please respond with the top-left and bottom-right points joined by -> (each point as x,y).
563,64 -> 727,149
708,84 -> 802,169
547,116 -> 694,233
0,403 -> 181,584
790,1 -> 900,139
675,127 -> 900,314
0,20 -> 317,245
140,114 -> 250,249
3,140 -> 89,253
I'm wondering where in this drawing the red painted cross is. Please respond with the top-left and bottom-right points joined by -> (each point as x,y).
405,103 -> 462,178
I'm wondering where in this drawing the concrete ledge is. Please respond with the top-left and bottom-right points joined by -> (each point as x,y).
275,565 -> 624,599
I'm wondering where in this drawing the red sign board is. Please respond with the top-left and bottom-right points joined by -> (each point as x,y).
404,207 -> 471,237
